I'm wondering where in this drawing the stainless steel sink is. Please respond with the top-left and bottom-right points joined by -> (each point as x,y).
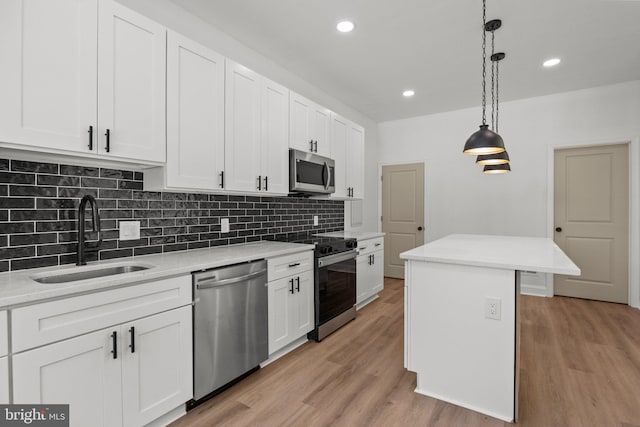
32,264 -> 152,284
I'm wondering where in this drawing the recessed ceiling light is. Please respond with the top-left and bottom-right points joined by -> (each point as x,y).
543,58 -> 561,67
337,21 -> 355,33
402,90 -> 415,97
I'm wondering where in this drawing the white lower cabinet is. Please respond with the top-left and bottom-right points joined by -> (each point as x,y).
356,237 -> 385,307
268,269 -> 314,354
0,356 -> 9,404
12,305 -> 192,427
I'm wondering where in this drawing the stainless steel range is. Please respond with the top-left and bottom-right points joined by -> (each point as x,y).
281,233 -> 358,341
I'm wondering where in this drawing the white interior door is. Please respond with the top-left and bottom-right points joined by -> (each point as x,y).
382,163 -> 425,279
98,0 -> 166,162
0,0 -> 97,153
554,143 -> 629,303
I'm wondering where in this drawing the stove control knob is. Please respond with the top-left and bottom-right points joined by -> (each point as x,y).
320,246 -> 330,255
347,241 -> 357,249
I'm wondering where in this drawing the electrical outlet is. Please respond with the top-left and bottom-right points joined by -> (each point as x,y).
119,221 -> 140,240
313,215 -> 319,226
485,297 -> 501,320
221,218 -> 230,233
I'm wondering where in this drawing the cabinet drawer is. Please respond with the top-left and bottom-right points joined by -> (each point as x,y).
0,311 -> 7,357
11,275 -> 191,353
268,251 -> 314,282
357,237 -> 384,256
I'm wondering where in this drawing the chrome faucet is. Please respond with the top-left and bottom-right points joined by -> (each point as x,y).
77,194 -> 102,266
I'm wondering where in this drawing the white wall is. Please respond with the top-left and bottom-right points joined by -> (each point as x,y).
118,0 -> 380,232
378,80 -> 640,302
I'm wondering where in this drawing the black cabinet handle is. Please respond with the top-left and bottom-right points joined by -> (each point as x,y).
314,140 -> 318,152
374,243 -> 381,247
111,331 -> 117,359
219,171 -> 224,188
288,262 -> 300,268
372,254 -> 375,265
264,176 -> 268,192
129,326 -> 135,353
88,125 -> 93,150
296,276 -> 300,292
105,128 -> 111,152
289,278 -> 295,294
257,175 -> 262,191
310,140 -> 314,151
555,227 -> 562,232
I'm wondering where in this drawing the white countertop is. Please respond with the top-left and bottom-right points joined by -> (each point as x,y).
0,241 -> 314,308
400,234 -> 580,275
316,231 -> 385,240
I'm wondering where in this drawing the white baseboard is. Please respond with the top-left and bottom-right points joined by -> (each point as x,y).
356,293 -> 379,310
145,405 -> 185,427
261,336 -> 308,367
519,271 -> 549,297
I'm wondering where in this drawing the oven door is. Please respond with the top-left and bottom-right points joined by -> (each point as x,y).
316,250 -> 356,324
290,149 -> 335,194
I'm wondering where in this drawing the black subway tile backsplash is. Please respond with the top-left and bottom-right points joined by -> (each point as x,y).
0,157 -> 344,272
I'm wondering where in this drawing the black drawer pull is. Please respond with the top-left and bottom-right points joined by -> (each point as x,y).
374,243 -> 381,247
129,326 -> 135,353
111,331 -> 117,359
288,262 -> 300,268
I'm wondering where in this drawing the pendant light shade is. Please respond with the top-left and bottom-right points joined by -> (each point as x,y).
463,124 -> 505,155
476,150 -> 509,165
483,163 -> 511,174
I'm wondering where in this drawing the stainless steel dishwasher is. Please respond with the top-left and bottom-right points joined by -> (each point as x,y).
191,260 -> 268,406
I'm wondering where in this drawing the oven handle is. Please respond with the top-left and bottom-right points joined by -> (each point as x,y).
317,250 -> 357,267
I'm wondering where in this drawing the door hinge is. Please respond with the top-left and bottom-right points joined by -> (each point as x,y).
380,215 -> 383,221
380,175 -> 383,181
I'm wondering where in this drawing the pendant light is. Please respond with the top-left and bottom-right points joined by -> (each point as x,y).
478,21 -> 511,170
483,163 -> 511,174
463,0 -> 505,156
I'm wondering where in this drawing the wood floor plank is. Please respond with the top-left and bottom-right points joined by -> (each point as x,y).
171,277 -> 640,427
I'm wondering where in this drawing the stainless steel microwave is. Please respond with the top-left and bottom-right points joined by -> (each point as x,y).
289,149 -> 335,194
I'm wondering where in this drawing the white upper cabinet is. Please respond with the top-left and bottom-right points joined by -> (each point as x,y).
225,60 -> 262,193
0,0 -> 98,153
261,78 -> 290,194
0,0 -> 165,164
289,92 -> 332,157
97,0 -> 166,163
225,60 -> 289,194
164,31 -> 225,190
331,113 -> 365,199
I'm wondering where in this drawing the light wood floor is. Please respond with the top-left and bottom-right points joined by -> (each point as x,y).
171,278 -> 640,427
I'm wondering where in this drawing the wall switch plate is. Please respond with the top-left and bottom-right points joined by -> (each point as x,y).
313,215 -> 319,226
221,218 -> 230,233
485,297 -> 501,320
119,221 -> 140,241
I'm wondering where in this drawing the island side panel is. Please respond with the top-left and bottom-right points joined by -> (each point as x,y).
406,260 -> 516,422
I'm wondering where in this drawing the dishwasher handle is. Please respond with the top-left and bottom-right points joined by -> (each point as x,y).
196,270 -> 266,290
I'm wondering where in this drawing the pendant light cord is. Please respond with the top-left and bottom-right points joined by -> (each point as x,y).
496,58 -> 500,133
491,30 -> 495,131
481,0 -> 487,125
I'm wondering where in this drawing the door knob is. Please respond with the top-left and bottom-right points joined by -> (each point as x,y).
555,227 -> 562,232
418,226 -> 423,231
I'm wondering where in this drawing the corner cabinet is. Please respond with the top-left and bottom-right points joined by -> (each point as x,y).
267,251 -> 315,355
289,92 -> 332,157
331,113 -> 365,199
11,276 -> 193,427
356,236 -> 384,308
0,311 -> 8,404
225,60 -> 289,194
146,31 -> 225,192
0,0 -> 166,164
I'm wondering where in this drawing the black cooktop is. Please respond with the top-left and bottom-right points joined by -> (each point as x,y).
273,232 -> 357,256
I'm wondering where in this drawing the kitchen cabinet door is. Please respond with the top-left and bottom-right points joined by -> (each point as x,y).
98,0 -> 166,163
225,60 -> 262,193
311,105 -> 332,158
371,251 -> 384,294
268,276 -> 294,354
0,0 -> 98,154
12,327 -> 123,427
356,255 -> 373,305
291,270 -> 314,337
347,123 -> 365,199
166,31 -> 225,190
121,307 -> 192,427
289,92 -> 314,154
0,357 -> 8,404
261,78 -> 290,194
331,113 -> 349,198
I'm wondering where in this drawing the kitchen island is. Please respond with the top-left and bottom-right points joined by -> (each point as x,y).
400,234 -> 580,422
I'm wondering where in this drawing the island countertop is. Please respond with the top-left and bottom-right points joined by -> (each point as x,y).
400,234 -> 580,275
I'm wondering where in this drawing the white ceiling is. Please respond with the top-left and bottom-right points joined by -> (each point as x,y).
171,0 -> 640,122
